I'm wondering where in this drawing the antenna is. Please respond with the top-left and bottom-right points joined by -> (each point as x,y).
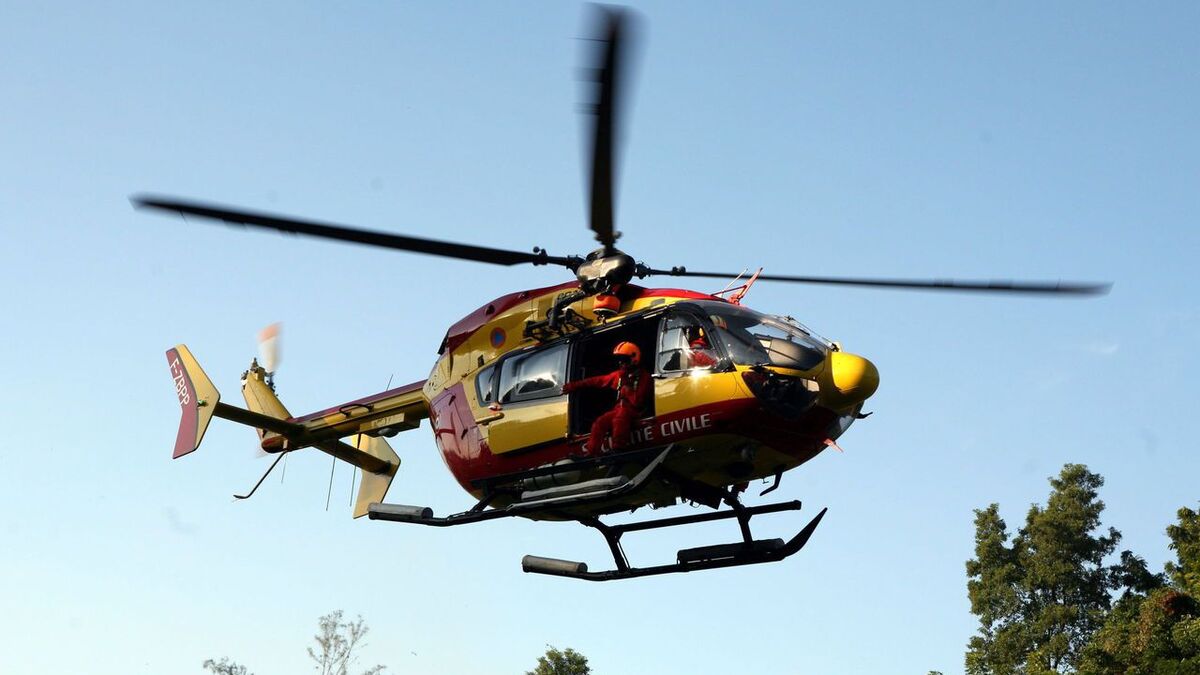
325,456 -> 336,511
715,269 -> 748,296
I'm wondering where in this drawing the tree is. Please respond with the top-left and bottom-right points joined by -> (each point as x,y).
204,611 -> 384,675
307,611 -> 385,675
202,658 -> 252,675
965,464 -> 1146,674
1077,504 -> 1200,674
1167,505 -> 1200,597
526,645 -> 591,675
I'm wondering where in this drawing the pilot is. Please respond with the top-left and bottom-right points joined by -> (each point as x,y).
562,341 -> 652,455
685,325 -> 718,368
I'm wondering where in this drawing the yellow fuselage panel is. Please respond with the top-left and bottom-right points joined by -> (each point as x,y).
428,287 -> 702,418
485,398 -> 570,454
653,370 -> 754,417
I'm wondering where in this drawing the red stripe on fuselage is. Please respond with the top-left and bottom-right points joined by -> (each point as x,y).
433,395 -> 839,495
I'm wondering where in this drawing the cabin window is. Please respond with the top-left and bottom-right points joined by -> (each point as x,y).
475,364 -> 498,406
497,343 -> 569,404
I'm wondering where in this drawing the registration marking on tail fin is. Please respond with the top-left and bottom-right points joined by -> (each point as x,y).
167,345 -> 221,459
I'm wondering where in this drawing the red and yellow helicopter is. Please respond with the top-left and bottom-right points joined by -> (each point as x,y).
139,7 -> 1108,581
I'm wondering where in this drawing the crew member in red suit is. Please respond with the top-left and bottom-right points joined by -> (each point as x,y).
686,326 -> 718,368
562,341 -> 653,455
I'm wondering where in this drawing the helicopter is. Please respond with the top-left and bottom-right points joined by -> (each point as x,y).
140,7 -> 1109,582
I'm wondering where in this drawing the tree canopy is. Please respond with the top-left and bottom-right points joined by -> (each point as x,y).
966,464 -> 1131,673
1167,506 -> 1200,597
1078,505 -> 1200,674
965,466 -> 1200,674
202,657 -> 252,675
203,610 -> 384,675
307,610 -> 384,675
526,645 -> 591,675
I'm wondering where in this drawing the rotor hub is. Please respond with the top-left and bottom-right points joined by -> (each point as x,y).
575,248 -> 636,295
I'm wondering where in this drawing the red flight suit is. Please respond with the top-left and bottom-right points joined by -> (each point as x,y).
688,338 -> 718,368
563,365 -> 653,455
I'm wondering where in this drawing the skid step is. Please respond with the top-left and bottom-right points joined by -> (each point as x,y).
520,476 -> 627,502
677,538 -> 785,565
369,446 -> 673,527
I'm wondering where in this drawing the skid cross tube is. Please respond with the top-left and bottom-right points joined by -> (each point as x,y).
600,499 -> 802,536
575,500 -> 803,574
468,445 -> 667,492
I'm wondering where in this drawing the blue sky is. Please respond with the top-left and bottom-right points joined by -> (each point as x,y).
2,2 -> 1198,673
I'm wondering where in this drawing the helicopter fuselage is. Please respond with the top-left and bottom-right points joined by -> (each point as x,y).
421,282 -> 878,517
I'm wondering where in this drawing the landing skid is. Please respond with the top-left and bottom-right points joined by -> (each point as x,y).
525,500 -> 827,581
367,444 -> 828,581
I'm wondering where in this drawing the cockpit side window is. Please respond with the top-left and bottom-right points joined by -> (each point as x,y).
657,314 -> 720,373
497,342 -> 569,404
475,364 -> 498,406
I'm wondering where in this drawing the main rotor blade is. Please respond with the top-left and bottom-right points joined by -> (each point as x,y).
584,7 -> 633,254
642,268 -> 1111,296
131,195 -> 578,268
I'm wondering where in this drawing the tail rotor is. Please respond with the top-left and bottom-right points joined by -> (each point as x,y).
257,322 -> 282,389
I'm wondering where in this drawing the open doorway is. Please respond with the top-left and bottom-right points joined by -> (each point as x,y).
567,316 -> 660,436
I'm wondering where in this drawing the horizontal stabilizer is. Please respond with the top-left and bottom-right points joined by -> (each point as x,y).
164,342 -> 418,518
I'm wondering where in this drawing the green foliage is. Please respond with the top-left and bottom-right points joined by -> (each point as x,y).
1111,550 -> 1166,597
526,645 -> 591,675
1078,588 -> 1200,674
965,479 -> 1200,675
1076,505 -> 1200,674
1167,506 -> 1200,597
965,464 -> 1144,674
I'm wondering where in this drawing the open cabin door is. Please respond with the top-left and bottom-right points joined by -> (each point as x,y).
484,342 -> 570,454
567,316 -> 662,436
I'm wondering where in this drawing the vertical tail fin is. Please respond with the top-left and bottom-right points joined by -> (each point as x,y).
347,434 -> 400,518
167,345 -> 221,458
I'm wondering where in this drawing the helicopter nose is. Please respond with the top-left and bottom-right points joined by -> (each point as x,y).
819,351 -> 880,409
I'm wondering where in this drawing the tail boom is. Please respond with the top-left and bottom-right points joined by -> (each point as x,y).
166,344 -> 428,516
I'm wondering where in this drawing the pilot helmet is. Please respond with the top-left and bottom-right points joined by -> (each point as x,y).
612,341 -> 641,366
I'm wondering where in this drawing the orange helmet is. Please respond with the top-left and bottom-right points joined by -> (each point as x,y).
612,341 -> 641,366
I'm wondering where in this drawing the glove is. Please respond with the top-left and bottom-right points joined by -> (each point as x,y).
562,381 -> 578,394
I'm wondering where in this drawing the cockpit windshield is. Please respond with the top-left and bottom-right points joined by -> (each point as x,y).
688,301 -> 829,371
